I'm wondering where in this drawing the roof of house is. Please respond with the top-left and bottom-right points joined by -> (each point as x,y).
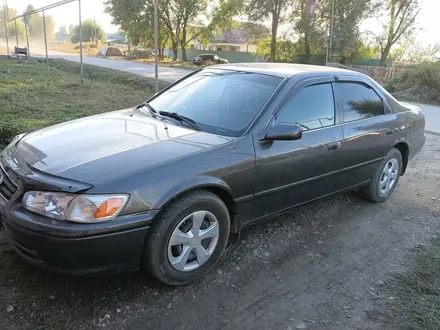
209,63 -> 357,78
213,30 -> 251,44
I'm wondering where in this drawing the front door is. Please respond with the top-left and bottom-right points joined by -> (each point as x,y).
253,80 -> 345,220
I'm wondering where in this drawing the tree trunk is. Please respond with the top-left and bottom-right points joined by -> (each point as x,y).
270,12 -> 279,62
180,26 -> 188,61
380,44 -> 392,67
304,32 -> 311,56
181,46 -> 187,61
171,39 -> 178,61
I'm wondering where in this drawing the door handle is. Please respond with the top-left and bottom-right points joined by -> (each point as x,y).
326,142 -> 341,151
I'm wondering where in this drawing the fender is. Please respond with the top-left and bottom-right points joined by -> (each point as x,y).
153,175 -> 234,210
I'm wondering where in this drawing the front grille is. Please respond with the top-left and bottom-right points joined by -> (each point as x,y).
0,164 -> 18,201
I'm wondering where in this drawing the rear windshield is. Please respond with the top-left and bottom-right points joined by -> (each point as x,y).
148,69 -> 283,137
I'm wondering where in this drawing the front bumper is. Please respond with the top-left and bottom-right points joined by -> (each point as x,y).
0,206 -> 157,276
0,142 -> 158,276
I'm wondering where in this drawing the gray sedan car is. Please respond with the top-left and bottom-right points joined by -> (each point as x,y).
0,63 -> 425,285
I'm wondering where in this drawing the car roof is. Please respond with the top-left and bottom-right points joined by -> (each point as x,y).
209,62 -> 358,78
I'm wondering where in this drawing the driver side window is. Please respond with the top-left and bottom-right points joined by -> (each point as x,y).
276,83 -> 335,131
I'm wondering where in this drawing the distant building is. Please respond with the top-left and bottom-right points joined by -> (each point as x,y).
210,31 -> 257,53
192,26 -> 260,53
55,32 -> 68,42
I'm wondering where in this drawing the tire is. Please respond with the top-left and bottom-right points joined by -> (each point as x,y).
142,190 -> 230,285
360,147 -> 403,203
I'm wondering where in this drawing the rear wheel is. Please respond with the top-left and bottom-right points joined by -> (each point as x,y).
142,190 -> 230,285
360,148 -> 402,202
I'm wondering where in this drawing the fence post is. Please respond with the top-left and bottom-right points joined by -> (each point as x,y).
42,9 -> 49,70
24,16 -> 31,66
14,19 -> 18,49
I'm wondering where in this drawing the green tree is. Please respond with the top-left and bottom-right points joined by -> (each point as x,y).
105,0 -> 238,61
105,0 -> 180,60
292,0 -> 327,55
8,20 -> 26,42
195,0 -> 245,50
375,0 -> 420,66
0,7 -> 26,42
256,37 -> 297,62
350,39 -> 380,60
22,4 -> 55,41
246,0 -> 293,61
70,19 -> 106,43
396,38 -> 440,63
329,0 -> 378,60
238,22 -> 270,51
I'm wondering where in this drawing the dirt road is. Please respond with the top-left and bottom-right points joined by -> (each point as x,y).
31,48 -> 192,83
0,134 -> 439,330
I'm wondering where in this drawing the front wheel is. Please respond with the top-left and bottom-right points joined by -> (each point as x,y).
360,148 -> 402,203
142,190 -> 230,285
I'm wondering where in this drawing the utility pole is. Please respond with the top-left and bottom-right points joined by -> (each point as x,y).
3,0 -> 9,56
326,0 -> 335,64
94,18 -> 97,45
24,16 -> 30,60
78,0 -> 83,83
153,0 -> 159,93
43,10 -> 49,69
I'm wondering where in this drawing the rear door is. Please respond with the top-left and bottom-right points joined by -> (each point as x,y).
252,77 -> 346,220
334,78 -> 398,186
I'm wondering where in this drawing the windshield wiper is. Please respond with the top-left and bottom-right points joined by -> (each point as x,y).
136,102 -> 157,118
159,111 -> 201,131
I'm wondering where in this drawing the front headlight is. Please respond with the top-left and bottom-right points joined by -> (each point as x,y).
22,191 -> 129,223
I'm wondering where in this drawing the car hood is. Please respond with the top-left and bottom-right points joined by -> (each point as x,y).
16,108 -> 233,185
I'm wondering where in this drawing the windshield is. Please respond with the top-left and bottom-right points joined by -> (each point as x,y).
148,69 -> 283,137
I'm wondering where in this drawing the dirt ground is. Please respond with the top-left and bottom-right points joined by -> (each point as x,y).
0,134 -> 439,330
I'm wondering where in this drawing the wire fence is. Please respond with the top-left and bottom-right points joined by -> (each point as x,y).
347,64 -> 414,83
4,0 -> 84,82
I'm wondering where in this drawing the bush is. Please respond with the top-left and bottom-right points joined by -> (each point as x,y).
390,63 -> 440,104
0,122 -> 23,150
126,49 -> 154,60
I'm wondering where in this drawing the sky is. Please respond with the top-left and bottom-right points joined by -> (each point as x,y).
13,0 -> 118,33
11,0 -> 440,45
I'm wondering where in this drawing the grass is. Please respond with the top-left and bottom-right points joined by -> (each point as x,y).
369,238 -> 440,329
0,57 -> 168,148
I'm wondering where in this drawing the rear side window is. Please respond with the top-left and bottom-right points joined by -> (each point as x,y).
337,82 -> 384,123
276,83 -> 335,131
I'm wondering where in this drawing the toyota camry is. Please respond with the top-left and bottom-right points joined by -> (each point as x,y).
0,63 -> 425,285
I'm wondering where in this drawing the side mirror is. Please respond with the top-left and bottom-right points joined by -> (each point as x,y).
261,123 -> 303,141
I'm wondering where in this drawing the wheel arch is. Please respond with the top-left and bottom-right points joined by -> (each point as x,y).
153,177 -> 240,234
392,142 -> 409,175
